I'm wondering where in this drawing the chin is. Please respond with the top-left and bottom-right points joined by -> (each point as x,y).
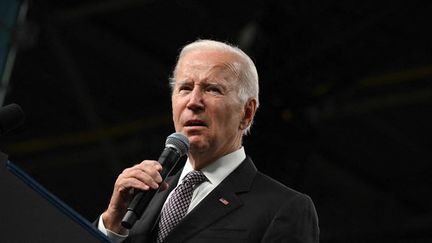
188,139 -> 210,153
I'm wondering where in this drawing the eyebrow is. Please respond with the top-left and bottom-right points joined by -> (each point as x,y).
176,79 -> 227,87
175,79 -> 208,85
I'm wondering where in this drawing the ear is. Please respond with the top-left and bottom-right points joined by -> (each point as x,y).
239,98 -> 257,130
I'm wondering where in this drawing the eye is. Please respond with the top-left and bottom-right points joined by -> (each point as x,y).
206,85 -> 223,94
177,84 -> 192,93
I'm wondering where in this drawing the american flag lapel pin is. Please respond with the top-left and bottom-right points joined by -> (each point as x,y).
219,197 -> 230,205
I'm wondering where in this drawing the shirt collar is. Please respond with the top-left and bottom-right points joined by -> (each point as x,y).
180,147 -> 246,187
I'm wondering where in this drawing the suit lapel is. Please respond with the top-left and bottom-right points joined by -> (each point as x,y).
163,157 -> 257,243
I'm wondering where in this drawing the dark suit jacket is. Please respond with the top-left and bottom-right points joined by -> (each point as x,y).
111,157 -> 319,243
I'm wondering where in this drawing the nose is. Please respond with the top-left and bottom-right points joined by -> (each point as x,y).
186,88 -> 204,112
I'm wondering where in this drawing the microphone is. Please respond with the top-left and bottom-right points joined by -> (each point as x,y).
0,103 -> 25,136
121,132 -> 189,229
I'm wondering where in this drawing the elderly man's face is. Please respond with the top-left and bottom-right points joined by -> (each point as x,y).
172,49 -> 250,161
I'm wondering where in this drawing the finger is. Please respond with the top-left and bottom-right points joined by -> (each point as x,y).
119,168 -> 160,189
139,160 -> 162,172
136,161 -> 163,183
123,160 -> 160,174
159,181 -> 169,192
116,177 -> 151,192
139,167 -> 163,184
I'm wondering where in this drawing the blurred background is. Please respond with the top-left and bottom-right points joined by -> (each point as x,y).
1,0 -> 431,242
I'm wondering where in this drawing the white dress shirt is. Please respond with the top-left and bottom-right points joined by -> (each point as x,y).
98,147 -> 246,243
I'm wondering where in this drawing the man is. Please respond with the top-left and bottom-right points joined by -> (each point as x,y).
97,39 -> 319,242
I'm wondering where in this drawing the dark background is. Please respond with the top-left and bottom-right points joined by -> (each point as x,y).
1,0 -> 432,242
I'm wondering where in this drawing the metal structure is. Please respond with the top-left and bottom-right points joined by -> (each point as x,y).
1,1 -> 431,242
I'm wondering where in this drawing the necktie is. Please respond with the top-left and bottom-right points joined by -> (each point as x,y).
156,170 -> 207,243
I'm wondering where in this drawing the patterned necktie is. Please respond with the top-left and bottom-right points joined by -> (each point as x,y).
156,170 -> 207,243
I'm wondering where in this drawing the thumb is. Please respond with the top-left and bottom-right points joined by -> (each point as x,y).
159,181 -> 169,192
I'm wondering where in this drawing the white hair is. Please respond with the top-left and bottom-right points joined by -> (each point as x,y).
170,39 -> 259,135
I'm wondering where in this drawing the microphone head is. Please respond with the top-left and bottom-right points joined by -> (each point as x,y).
0,103 -> 25,135
165,132 -> 189,156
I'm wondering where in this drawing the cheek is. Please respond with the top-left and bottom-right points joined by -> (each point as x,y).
172,98 -> 182,116
215,104 -> 243,128
171,103 -> 181,125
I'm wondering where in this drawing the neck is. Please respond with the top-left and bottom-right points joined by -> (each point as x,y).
188,144 -> 242,170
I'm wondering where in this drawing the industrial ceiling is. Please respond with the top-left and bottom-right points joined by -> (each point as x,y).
1,0 -> 431,242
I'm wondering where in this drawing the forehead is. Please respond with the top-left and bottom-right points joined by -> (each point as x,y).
175,49 -> 242,82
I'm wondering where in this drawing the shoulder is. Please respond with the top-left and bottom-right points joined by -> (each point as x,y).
254,171 -> 297,192
238,156 -> 311,201
253,171 -> 311,203
254,172 -> 320,242
234,156 -> 314,209
252,171 -> 319,228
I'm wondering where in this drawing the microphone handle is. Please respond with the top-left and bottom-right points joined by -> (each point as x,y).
121,147 -> 181,229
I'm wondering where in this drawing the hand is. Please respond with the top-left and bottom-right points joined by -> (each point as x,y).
102,160 -> 167,234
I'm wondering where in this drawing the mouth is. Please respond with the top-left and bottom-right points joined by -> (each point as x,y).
184,119 -> 208,128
